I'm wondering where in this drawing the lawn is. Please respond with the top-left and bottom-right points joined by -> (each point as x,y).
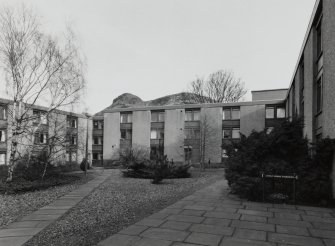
0,171 -> 99,229
24,168 -> 225,246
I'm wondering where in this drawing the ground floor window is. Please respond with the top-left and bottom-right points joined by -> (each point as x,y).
150,146 -> 164,160
184,147 -> 192,162
93,153 -> 103,160
0,153 -> 6,165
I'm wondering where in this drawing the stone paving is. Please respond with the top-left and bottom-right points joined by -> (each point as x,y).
0,169 -> 113,246
98,179 -> 335,246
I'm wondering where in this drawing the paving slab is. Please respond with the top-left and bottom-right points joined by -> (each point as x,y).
97,178 -> 335,246
0,169 -> 113,246
185,232 -> 222,246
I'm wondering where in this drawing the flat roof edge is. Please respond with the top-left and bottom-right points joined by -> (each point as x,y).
251,88 -> 288,93
101,99 -> 285,114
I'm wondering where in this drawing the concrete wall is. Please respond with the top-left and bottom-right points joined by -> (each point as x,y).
240,105 -> 265,136
303,29 -> 315,140
164,109 -> 185,162
201,107 -> 223,163
252,89 -> 288,101
322,0 -> 335,139
103,112 -> 120,160
132,110 -> 151,153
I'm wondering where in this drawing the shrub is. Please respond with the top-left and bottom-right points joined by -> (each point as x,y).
224,117 -> 335,204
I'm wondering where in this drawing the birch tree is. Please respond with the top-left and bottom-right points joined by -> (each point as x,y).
0,5 -> 86,181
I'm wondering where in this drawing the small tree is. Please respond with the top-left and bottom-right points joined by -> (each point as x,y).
186,69 -> 247,104
0,5 -> 86,181
199,115 -> 216,170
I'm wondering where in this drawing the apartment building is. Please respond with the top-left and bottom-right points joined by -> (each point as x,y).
0,98 -> 92,166
96,97 -> 286,164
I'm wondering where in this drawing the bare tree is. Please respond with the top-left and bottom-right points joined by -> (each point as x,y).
199,115 -> 216,170
0,5 -> 86,181
186,70 -> 247,104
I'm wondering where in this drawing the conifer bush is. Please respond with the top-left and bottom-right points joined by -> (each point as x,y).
224,118 -> 335,204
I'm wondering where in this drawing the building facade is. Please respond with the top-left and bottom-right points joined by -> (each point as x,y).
0,98 -> 92,166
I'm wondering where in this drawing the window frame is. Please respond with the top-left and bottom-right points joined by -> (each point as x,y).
0,106 -> 7,120
316,77 -> 323,114
185,109 -> 200,122
151,111 -> 165,122
120,129 -> 132,140
0,129 -> 6,142
0,152 -> 6,165
120,113 -> 132,123
223,107 -> 240,120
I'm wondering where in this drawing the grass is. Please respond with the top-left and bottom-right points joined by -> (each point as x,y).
0,171 -> 99,229
24,168 -> 225,246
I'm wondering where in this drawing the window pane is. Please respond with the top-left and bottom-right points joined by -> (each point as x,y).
276,108 -> 286,118
223,129 -> 231,139
222,149 -> 228,158
0,130 -> 5,142
126,130 -> 132,139
185,112 -> 192,121
0,153 -> 5,165
193,111 -> 200,121
223,109 -> 231,120
232,128 -> 240,139
158,112 -> 165,122
121,129 -> 126,139
316,80 -> 322,112
151,129 -> 157,139
231,109 -> 240,120
151,112 -> 158,122
41,114 -> 47,124
266,107 -> 274,119
127,114 -> 132,123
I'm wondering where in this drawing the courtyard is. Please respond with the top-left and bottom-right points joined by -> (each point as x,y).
0,168 -> 334,246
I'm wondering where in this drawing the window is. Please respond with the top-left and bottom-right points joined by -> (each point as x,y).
184,147 -> 192,162
93,153 -> 98,160
35,133 -> 48,144
93,120 -> 103,129
93,136 -> 103,145
222,149 -> 228,158
316,78 -> 322,113
33,110 -> 47,125
223,109 -> 231,120
223,128 -> 232,139
316,19 -> 322,58
266,107 -> 275,119
121,129 -> 132,139
0,153 -> 5,165
232,128 -> 240,139
66,152 -> 77,162
151,111 -> 165,122
276,107 -> 286,118
120,113 -> 132,123
0,106 -> 6,120
70,135 -> 77,145
223,108 -> 240,120
184,129 -> 200,139
67,117 -> 77,128
0,130 -> 6,142
151,129 -> 164,139
185,110 -> 200,121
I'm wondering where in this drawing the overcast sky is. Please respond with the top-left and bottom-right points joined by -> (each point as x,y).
0,0 -> 316,113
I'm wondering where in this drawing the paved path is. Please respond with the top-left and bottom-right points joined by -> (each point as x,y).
98,179 -> 335,246
0,169 -> 113,246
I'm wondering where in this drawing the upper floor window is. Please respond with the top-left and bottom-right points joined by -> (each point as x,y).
120,113 -> 132,123
0,130 -> 6,142
69,135 -> 77,145
184,128 -> 200,139
266,105 -> 286,119
33,110 -> 47,125
316,18 -> 323,58
151,111 -> 165,122
93,120 -> 104,129
67,117 -> 77,128
223,108 -> 240,120
151,129 -> 164,139
121,129 -> 132,140
35,132 -> 48,144
0,106 -> 6,120
316,77 -> 322,113
185,110 -> 200,121
93,136 -> 103,145
266,107 -> 275,119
